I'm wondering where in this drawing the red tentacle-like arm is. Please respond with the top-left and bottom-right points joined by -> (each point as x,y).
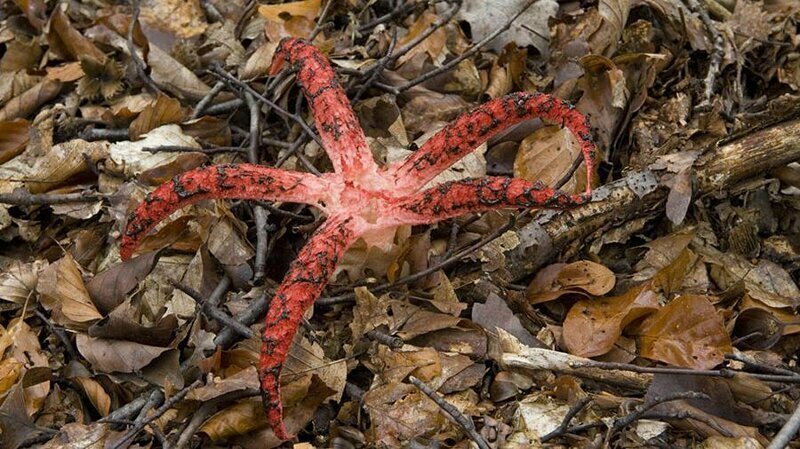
390,177 -> 590,225
388,92 -> 597,194
270,38 -> 379,180
258,215 -> 360,440
119,164 -> 328,260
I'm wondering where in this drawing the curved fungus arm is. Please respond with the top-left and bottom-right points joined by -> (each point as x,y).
258,215 -> 360,441
388,92 -> 598,194
270,38 -> 379,180
120,163 -> 328,260
390,176 -> 591,225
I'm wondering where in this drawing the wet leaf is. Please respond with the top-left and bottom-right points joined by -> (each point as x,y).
634,295 -> 732,369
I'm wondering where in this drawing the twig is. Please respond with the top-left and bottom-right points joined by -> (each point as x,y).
173,277 -> 255,339
352,29 -> 398,101
611,392 -> 709,432
365,329 -> 404,349
381,3 -> 461,70
214,288 -> 274,349
309,0 -> 335,41
377,0 -> 538,94
357,0 -> 421,34
127,0 -> 163,95
725,353 -> 800,377
408,375 -> 490,449
245,92 -> 271,281
34,309 -> 78,359
0,189 -> 102,206
203,98 -> 244,115
108,389 -> 164,449
174,388 -> 260,449
767,399 -> 800,449
684,0 -> 723,109
554,152 -> 587,190
540,396 -> 593,442
142,145 -> 247,154
81,127 -> 130,141
191,81 -> 225,119
209,66 -> 324,150
576,360 -> 800,384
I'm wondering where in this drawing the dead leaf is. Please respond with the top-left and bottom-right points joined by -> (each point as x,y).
0,259 -> 47,305
258,0 -> 320,22
147,45 -> 211,101
397,10 -> 448,66
86,251 -> 159,314
563,285 -> 659,357
76,334 -> 170,373
0,78 -> 62,122
457,0 -> 559,53
634,295 -> 732,369
472,293 -> 541,348
129,94 -> 187,140
515,126 -> 583,193
107,124 -> 201,178
181,115 -> 232,147
0,369 -> 51,449
0,119 -> 29,164
37,253 -> 102,329
47,7 -> 106,63
72,376 -> 111,416
665,168 -> 694,225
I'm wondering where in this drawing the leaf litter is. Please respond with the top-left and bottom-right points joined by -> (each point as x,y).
1,0 -> 800,447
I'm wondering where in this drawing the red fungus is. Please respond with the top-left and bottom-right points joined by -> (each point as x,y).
120,37 -> 598,440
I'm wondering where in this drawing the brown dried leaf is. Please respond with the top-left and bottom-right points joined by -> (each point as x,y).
563,285 -> 659,357
139,152 -> 208,185
86,251 -> 159,315
0,260 -> 46,305
47,7 -> 106,63
75,334 -> 170,373
72,376 -> 111,416
0,39 -> 43,73
558,260 -> 616,295
147,45 -> 211,101
258,0 -> 320,22
514,126 -> 583,193
0,370 -> 50,449
13,0 -> 47,30
129,94 -> 186,140
635,295 -> 732,369
37,253 -> 102,329
181,115 -> 232,147
472,293 -> 541,348
397,10 -> 448,66
0,78 -> 62,122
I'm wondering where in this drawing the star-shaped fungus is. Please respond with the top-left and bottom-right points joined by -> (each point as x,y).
120,37 -> 598,440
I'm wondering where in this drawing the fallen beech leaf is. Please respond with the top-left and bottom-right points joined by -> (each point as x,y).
14,0 -> 47,30
88,305 -> 177,347
0,78 -> 62,122
47,7 -> 106,63
397,10 -> 448,66
37,254 -> 102,329
563,285 -> 659,357
515,126 -> 583,193
0,260 -> 46,305
0,370 -> 50,449
76,334 -> 170,373
139,152 -> 208,185
86,251 -> 159,314
147,45 -> 211,101
108,124 -> 201,178
258,0 -> 320,22
129,94 -> 187,140
635,295 -> 732,369
73,376 -> 111,416
472,293 -> 541,348
0,119 -> 29,164
181,116 -> 232,147
665,168 -> 693,225
458,0 -> 558,53
557,260 -> 616,295
14,139 -> 107,194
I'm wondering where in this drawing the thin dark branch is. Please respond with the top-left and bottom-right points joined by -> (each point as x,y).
357,0 -> 421,34
127,0 -> 163,95
0,189 -> 102,206
540,396 -> 592,442
378,0 -> 538,94
191,81 -> 225,119
173,277 -> 255,339
142,145 -> 247,154
246,92 -> 270,281
34,309 -> 78,359
409,375 -> 490,449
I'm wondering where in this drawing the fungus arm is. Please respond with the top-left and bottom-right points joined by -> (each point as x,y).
258,215 -> 360,440
120,164 -> 328,260
388,92 -> 597,194
270,38 -> 379,180
390,176 -> 591,225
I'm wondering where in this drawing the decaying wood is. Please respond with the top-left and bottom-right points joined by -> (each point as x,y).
505,118 -> 800,281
